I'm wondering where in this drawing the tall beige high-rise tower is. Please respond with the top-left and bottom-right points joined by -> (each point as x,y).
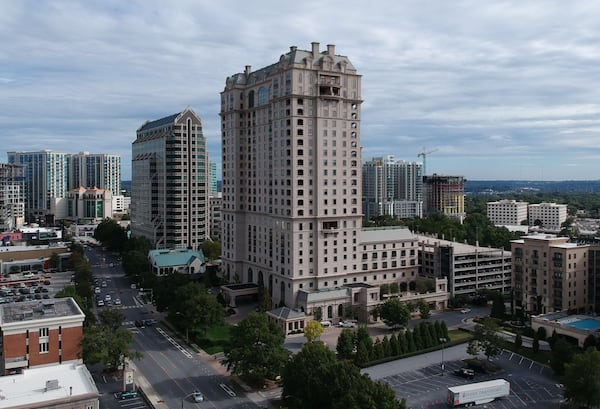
221,43 -> 363,308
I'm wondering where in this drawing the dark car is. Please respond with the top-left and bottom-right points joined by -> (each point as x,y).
115,390 -> 138,400
134,320 -> 145,328
454,367 -> 475,379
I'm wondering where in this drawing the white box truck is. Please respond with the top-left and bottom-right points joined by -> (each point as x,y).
447,379 -> 510,407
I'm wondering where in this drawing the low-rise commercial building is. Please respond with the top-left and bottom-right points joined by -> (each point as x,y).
528,202 -> 568,230
0,298 -> 85,375
148,248 -> 205,277
487,199 -> 528,226
0,363 -> 99,409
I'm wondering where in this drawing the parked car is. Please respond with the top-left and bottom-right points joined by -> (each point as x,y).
114,298 -> 121,305
454,367 -> 475,379
115,390 -> 138,400
460,308 -> 471,314
134,320 -> 145,328
320,320 -> 332,328
97,300 -> 105,307
338,320 -> 357,328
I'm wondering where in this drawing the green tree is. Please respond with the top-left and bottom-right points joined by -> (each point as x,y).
389,282 -> 399,294
379,298 -> 411,328
304,320 -> 324,342
382,335 -> 392,357
373,339 -> 385,360
471,318 -> 502,361
169,282 -> 224,338
336,328 -> 355,359
532,336 -> 540,353
412,325 -> 423,350
490,292 -> 506,319
417,299 -> 430,319
550,336 -> 573,376
81,309 -> 141,371
354,326 -> 373,365
49,252 -> 60,270
405,331 -> 416,353
225,312 -> 290,383
93,218 -> 127,251
282,341 -> 407,409
583,334 -> 598,351
514,333 -> 523,350
389,333 -> 400,356
563,348 -> 600,408
201,240 -> 222,260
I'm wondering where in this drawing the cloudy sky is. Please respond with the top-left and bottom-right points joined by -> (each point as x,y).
2,0 -> 599,181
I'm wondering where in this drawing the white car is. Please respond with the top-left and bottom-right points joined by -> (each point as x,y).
114,298 -> 121,305
460,308 -> 471,314
105,294 -> 112,301
95,287 -> 101,294
320,320 -> 332,328
339,320 -> 357,328
192,391 -> 204,402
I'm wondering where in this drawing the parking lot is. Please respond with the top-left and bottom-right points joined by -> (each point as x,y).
382,350 -> 563,408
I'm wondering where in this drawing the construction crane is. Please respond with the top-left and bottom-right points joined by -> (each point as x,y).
417,148 -> 438,175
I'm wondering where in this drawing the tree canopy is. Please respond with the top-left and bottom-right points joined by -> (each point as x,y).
304,320 -> 324,342
379,298 -> 411,328
81,309 -> 141,371
224,312 -> 290,383
563,348 -> 600,408
282,341 -> 406,409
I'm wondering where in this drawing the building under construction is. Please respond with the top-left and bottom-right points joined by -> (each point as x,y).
423,174 -> 465,222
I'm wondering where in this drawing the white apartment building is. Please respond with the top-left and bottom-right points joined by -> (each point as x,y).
362,156 -> 423,220
220,43 -> 447,320
69,152 -> 121,196
528,202 -> 568,230
487,199 -> 528,226
209,193 -> 222,241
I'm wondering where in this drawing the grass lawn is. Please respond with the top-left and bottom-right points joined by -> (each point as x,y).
198,324 -> 232,355
448,329 -> 474,343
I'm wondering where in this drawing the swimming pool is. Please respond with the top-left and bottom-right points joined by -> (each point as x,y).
564,318 -> 600,331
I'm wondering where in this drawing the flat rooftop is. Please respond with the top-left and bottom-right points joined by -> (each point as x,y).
0,363 -> 98,408
0,298 -> 83,325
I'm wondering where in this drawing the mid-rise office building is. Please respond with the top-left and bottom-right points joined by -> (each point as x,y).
220,43 -> 448,321
131,108 -> 209,250
487,199 -> 528,226
70,152 -> 121,196
0,298 -> 85,375
362,156 -> 423,220
7,150 -> 70,224
423,174 -> 465,221
512,234 -> 589,315
528,202 -> 568,230
0,163 -> 25,231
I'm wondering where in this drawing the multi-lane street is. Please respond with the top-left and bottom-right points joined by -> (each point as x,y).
84,245 -> 262,409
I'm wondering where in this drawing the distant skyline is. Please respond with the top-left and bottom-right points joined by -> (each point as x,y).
2,1 -> 600,181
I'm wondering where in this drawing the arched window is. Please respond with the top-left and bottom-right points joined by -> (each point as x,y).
258,87 -> 266,106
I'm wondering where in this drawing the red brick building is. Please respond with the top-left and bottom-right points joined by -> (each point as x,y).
0,297 -> 85,375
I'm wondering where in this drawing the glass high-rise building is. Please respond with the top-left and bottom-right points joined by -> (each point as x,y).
70,152 -> 121,196
131,108 -> 208,250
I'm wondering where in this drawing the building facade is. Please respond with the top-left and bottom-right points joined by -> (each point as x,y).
0,298 -> 84,375
8,150 -> 70,224
69,152 -> 121,196
418,235 -> 512,298
220,44 -> 448,321
362,156 -> 423,220
209,193 -> 222,241
423,174 -> 465,221
487,199 -> 528,226
65,186 -> 113,223
528,202 -> 568,230
512,234 -> 589,315
131,108 -> 209,250
221,43 -> 364,308
0,163 -> 25,231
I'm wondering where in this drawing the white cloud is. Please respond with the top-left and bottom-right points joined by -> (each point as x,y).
2,0 -> 600,180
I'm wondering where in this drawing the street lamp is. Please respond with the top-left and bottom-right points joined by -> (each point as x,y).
181,392 -> 195,409
440,337 -> 447,376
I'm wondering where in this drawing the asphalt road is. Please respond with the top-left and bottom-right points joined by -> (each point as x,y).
84,245 -> 262,409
